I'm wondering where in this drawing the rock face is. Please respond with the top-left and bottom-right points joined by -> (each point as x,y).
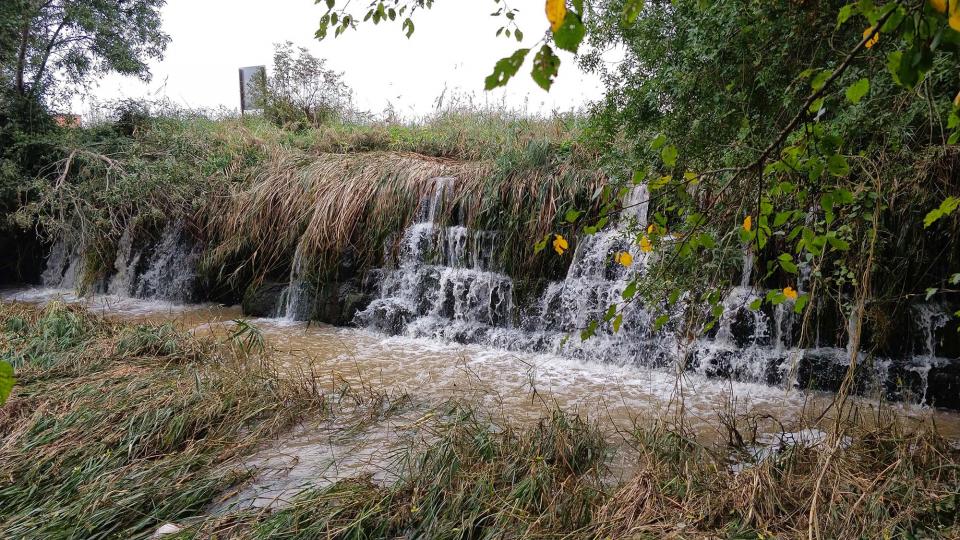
242,281 -> 288,317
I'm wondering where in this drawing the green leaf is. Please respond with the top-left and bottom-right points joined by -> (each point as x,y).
553,11 -> 586,53
845,78 -> 870,104
827,154 -> 850,176
827,236 -> 850,251
780,260 -> 799,274
484,48 -> 530,90
613,313 -> 623,333
749,298 -> 763,311
402,17 -> 415,38
926,288 -> 938,301
534,234 -> 549,254
622,281 -> 637,300
811,70 -> 833,91
836,4 -> 857,27
622,0 -> 645,26
0,360 -> 13,406
580,320 -> 598,341
654,313 -> 670,331
924,197 -> 959,228
531,45 -> 560,90
773,211 -> 792,227
794,294 -> 809,314
564,208 -> 582,223
661,144 -> 678,167
650,133 -> 667,150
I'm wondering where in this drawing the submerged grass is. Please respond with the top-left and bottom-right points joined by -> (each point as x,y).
0,301 -> 328,539
1,302 -> 958,539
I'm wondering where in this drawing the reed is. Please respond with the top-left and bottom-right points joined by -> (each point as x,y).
2,302 -> 956,539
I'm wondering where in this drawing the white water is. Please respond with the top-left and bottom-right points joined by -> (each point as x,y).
44,222 -> 201,303
23,177 -> 959,408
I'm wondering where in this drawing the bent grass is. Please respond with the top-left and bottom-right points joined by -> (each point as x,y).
0,302 -> 958,539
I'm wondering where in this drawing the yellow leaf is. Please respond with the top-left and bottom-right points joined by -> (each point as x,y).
951,11 -> 960,31
647,223 -> 657,234
954,89 -> 960,108
615,251 -> 633,267
743,215 -> 752,232
639,235 -> 653,253
545,0 -> 567,32
863,26 -> 879,48
783,286 -> 798,300
552,234 -> 569,255
929,0 -> 951,14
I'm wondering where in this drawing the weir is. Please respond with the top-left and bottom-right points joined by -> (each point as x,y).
26,176 -> 960,410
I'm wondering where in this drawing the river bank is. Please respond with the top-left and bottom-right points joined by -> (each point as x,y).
1,299 -> 959,538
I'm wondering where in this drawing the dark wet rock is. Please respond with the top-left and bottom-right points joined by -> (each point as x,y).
242,281 -> 288,317
312,281 -> 372,326
927,360 -> 960,410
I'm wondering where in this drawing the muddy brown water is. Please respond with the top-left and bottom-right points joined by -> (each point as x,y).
5,287 -> 960,510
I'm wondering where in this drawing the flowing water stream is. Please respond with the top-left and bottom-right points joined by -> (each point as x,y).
8,177 -> 960,511
4,286 -> 960,511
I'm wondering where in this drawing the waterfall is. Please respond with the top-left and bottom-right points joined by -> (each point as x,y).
740,245 -> 754,288
41,222 -> 200,303
621,182 -> 649,226
356,178 -> 515,340
41,238 -> 80,289
908,304 -> 951,405
277,243 -> 313,321
358,178 -> 674,366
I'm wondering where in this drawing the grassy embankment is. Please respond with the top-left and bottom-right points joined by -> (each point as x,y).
1,301 -> 958,539
17,110 -> 607,300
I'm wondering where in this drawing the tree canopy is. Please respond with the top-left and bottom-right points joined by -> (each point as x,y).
1,0 -> 169,105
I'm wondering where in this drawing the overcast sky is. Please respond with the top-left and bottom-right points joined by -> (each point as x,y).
79,0 -> 607,119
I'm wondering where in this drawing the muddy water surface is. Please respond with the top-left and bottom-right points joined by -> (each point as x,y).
6,287 -> 960,510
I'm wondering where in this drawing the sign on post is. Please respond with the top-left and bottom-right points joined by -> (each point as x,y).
239,66 -> 266,113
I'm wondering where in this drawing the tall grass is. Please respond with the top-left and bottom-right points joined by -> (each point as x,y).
1,302 -> 958,538
0,302 -> 327,539
20,107 -> 605,295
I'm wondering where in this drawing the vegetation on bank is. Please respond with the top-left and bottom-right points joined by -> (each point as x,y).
1,301 -> 959,539
8,104 -> 606,300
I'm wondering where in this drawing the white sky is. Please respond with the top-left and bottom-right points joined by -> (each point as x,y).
79,0 -> 607,120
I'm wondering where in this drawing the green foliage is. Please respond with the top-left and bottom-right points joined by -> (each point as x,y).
0,360 -> 13,405
257,42 -> 354,129
1,0 -> 168,103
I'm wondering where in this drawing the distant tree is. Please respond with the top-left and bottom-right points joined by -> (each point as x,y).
1,0 -> 169,105
257,42 -> 352,128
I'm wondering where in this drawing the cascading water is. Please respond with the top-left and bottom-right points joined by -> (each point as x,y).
357,180 -> 683,367
352,177 -> 959,403
356,178 -> 515,341
41,221 -> 201,303
276,243 -> 313,321
31,176 -> 959,408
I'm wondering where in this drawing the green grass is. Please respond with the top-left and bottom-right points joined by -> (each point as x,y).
18,108 -> 605,299
1,302 -> 959,539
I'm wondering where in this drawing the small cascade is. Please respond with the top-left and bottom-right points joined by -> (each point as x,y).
907,304 -> 951,405
621,182 -> 649,226
108,227 -> 142,296
277,243 -> 313,321
41,238 -> 81,288
131,223 -> 201,302
740,245 -> 754,288
41,222 -> 200,303
357,178 -> 514,341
